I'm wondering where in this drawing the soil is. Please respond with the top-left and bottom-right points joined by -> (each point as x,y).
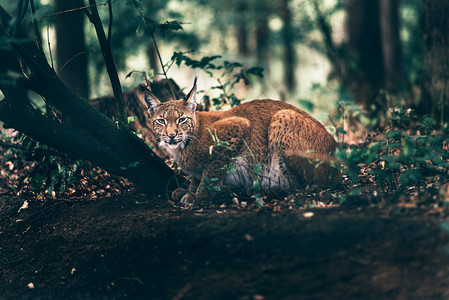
1,192 -> 449,300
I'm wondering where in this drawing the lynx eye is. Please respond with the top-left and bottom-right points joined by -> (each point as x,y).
155,118 -> 166,125
177,117 -> 188,124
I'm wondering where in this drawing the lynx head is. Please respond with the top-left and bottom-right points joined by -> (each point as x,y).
144,79 -> 197,150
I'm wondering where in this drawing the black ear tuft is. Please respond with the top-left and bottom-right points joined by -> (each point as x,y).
184,77 -> 197,112
144,90 -> 161,116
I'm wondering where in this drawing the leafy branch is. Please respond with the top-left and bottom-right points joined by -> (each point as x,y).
169,51 -> 264,107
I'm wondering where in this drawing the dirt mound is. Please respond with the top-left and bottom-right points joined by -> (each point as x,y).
1,193 -> 449,299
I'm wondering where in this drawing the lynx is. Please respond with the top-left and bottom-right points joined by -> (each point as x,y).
145,79 -> 340,204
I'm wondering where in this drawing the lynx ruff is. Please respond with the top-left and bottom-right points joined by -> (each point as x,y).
145,79 -> 340,204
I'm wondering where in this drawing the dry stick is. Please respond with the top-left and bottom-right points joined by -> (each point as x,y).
57,52 -> 87,75
38,2 -> 107,18
83,0 -> 127,125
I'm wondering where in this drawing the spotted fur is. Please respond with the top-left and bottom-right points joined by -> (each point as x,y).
145,80 -> 340,203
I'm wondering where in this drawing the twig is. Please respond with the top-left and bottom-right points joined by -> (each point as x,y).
57,51 -> 87,75
311,0 -> 346,83
13,0 -> 28,37
82,0 -> 127,124
216,78 -> 230,104
135,7 -> 176,99
38,2 -> 107,18
29,0 -> 42,50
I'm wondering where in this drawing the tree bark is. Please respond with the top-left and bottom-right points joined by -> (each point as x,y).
54,0 -> 89,99
421,0 -> 449,124
0,4 -> 183,198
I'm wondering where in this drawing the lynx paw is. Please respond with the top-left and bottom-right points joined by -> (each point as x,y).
180,193 -> 194,205
171,188 -> 187,201
171,188 -> 194,205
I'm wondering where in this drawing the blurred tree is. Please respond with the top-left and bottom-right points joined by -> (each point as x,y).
379,0 -> 404,90
54,0 -> 89,99
255,0 -> 270,66
237,2 -> 249,56
346,0 -> 384,109
279,0 -> 295,93
420,0 -> 449,125
314,0 -> 404,115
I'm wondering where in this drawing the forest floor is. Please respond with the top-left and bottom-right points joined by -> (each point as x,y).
1,188 -> 449,300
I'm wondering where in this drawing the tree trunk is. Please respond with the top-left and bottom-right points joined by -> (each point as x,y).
237,3 -> 249,56
0,5 -> 183,198
54,0 -> 89,99
279,0 -> 295,93
379,0 -> 403,90
421,0 -> 449,125
346,0 -> 384,108
255,1 -> 270,66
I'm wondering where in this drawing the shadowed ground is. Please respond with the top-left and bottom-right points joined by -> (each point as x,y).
1,192 -> 449,299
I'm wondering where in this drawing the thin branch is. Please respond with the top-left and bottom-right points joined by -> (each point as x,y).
57,51 -> 87,75
311,0 -> 347,83
83,0 -> 127,124
38,2 -> 107,18
107,0 -> 112,44
13,0 -> 28,37
29,0 -> 42,50
135,7 -> 176,99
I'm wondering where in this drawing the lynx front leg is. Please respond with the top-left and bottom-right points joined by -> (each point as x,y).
193,161 -> 228,200
183,117 -> 251,204
171,177 -> 200,205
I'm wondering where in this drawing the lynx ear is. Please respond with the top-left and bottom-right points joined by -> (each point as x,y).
144,90 -> 161,116
184,77 -> 197,112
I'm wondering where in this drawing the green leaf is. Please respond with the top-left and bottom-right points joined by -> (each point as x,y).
385,130 -> 404,140
298,99 -> 315,112
127,116 -> 137,124
246,66 -> 264,78
337,127 -> 347,135
158,20 -> 184,35
252,179 -> 261,192
121,161 -> 140,171
252,194 -> 264,208
253,163 -> 262,175
212,185 -> 221,192
349,189 -> 361,196
399,169 -> 421,187
227,165 -> 237,176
